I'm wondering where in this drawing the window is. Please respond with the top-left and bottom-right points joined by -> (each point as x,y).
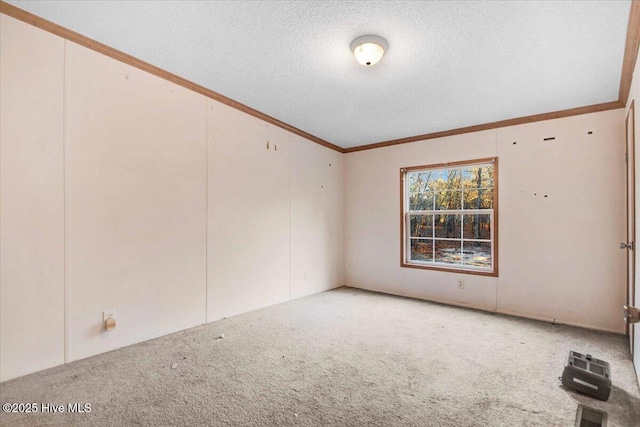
401,158 -> 498,276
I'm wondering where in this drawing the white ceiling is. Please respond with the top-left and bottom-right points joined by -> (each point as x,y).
7,1 -> 631,148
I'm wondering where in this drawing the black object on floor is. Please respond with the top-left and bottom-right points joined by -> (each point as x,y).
562,351 -> 612,401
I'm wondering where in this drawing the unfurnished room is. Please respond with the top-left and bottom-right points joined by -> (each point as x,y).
0,1 -> 639,426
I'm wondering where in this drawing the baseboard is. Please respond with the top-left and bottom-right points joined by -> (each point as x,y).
344,285 -> 625,335
495,308 -> 623,334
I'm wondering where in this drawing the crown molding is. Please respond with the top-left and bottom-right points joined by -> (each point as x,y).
2,1 -> 636,154
0,1 -> 344,153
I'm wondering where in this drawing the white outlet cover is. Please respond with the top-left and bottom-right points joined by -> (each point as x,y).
103,309 -> 116,321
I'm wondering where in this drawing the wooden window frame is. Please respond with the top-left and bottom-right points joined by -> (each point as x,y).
400,157 -> 499,277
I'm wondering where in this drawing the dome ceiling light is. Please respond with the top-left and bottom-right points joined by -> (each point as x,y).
351,35 -> 388,67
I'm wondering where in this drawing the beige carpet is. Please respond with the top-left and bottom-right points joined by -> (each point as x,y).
1,287 -> 639,426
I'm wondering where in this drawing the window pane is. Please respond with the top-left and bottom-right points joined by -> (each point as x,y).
410,239 -> 433,262
408,172 -> 418,187
462,166 -> 493,188
426,170 -> 446,190
434,214 -> 461,238
436,190 -> 462,210
408,172 -> 430,194
463,188 -> 493,210
463,189 -> 479,210
480,188 -> 493,209
434,240 -> 462,264
446,168 -> 462,190
409,193 -> 421,210
410,215 -> 433,237
462,241 -> 492,267
462,167 -> 479,188
427,169 -> 463,191
480,166 -> 494,188
409,191 -> 434,211
462,214 -> 491,240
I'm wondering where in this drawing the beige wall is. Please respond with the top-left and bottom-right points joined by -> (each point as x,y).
0,14 -> 65,381
206,105 -> 345,320
345,109 -> 627,333
290,134 -> 344,300
0,16 -> 344,381
65,42 -> 208,361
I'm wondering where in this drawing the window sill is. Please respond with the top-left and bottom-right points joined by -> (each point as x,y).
400,261 -> 498,277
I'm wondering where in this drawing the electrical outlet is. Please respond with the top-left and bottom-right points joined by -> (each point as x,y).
457,280 -> 464,289
103,309 -> 116,322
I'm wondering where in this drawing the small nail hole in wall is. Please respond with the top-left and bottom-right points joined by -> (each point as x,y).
588,131 -> 593,134
275,145 -> 277,151
266,141 -> 269,150
513,142 -> 517,145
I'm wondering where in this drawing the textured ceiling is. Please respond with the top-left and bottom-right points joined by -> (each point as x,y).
7,1 -> 631,148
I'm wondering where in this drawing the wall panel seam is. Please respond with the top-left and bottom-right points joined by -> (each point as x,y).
205,98 -> 209,324
494,128 -> 499,312
63,39 -> 70,364
288,135 -> 292,301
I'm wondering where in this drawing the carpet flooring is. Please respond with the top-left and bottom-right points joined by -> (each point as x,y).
1,287 -> 639,426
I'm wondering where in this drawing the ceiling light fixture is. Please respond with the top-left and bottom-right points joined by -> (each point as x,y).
351,35 -> 388,67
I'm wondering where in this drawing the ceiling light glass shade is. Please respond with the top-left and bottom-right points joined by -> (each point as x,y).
351,35 -> 388,66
